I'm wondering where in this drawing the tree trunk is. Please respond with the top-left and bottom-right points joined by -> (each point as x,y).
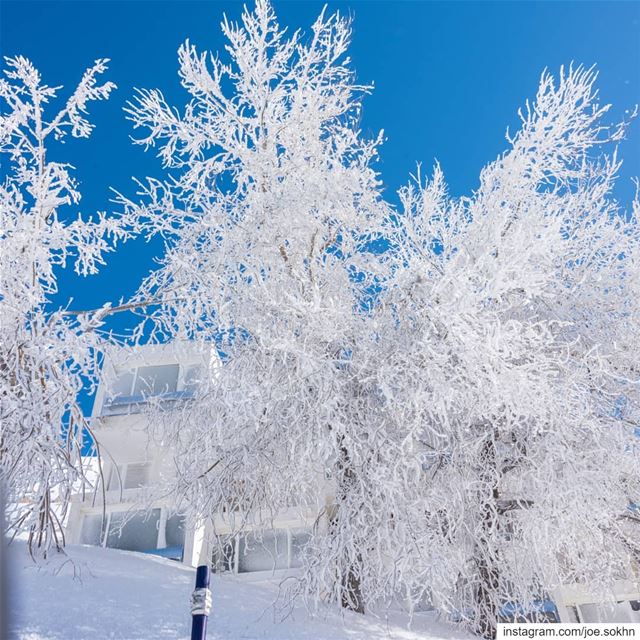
340,554 -> 365,614
473,435 -> 500,639
333,437 -> 365,614
474,531 -> 500,638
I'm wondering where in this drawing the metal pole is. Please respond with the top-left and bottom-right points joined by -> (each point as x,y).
190,564 -> 211,640
190,527 -> 212,640
0,485 -> 7,640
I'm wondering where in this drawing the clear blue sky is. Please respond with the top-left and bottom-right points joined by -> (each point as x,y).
2,0 -> 639,334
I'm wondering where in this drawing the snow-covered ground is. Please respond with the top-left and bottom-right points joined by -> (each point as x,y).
8,542 -> 471,640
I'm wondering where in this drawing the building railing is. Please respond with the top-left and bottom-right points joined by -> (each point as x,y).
101,389 -> 196,416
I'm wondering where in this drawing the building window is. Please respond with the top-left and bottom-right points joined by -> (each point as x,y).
80,514 -> 105,546
133,364 -> 179,397
111,371 -> 135,397
290,528 -> 312,568
182,364 -> 202,394
106,509 -> 162,552
212,528 -> 311,574
101,362 -> 201,415
238,529 -> 289,573
105,462 -> 151,493
212,535 -> 237,573
165,514 -> 186,548
123,462 -> 150,490
107,465 -> 123,492
578,601 -> 640,623
80,508 -> 185,559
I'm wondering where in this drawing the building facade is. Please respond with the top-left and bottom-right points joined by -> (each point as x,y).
65,342 -> 320,577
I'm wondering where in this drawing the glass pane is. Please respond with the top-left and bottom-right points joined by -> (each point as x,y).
80,514 -> 104,546
133,364 -> 179,397
106,509 -> 161,552
290,528 -> 311,568
238,529 -> 288,573
565,606 -> 580,623
211,536 -> 236,573
102,370 -> 135,414
124,463 -> 150,489
165,514 -> 186,547
107,465 -> 123,492
580,602 -> 637,623
182,365 -> 202,393
109,371 -> 134,398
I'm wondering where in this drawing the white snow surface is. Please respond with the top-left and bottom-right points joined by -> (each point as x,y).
8,542 -> 471,640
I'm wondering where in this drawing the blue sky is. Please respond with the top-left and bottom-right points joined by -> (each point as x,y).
2,0 -> 639,335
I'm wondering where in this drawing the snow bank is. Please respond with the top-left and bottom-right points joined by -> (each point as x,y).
8,542 -> 469,640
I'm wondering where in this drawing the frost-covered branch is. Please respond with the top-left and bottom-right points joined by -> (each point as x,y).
0,56 -> 138,558
385,64 -> 640,636
121,0 -> 389,614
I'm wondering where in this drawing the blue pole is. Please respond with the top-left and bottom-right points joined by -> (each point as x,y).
190,564 -> 211,640
0,485 -> 7,640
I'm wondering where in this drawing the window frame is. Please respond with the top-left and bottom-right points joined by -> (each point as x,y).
101,362 -> 203,416
132,363 -> 180,397
80,506 -> 186,555
213,527 -> 310,575
104,508 -> 163,552
105,461 -> 152,495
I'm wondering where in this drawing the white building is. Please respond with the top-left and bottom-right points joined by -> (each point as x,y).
66,342 -> 319,577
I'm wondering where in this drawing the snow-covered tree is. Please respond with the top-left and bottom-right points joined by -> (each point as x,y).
381,66 -> 640,636
119,1 -> 640,627
0,56 -> 133,557
119,0 -> 389,611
